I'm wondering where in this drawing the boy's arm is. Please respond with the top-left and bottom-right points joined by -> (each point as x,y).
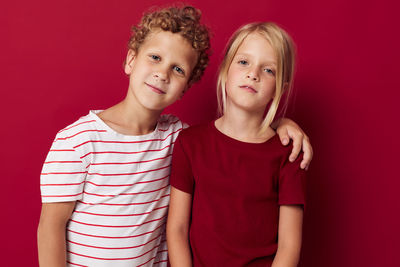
274,118 -> 313,170
167,186 -> 193,267
272,205 -> 303,267
37,201 -> 76,267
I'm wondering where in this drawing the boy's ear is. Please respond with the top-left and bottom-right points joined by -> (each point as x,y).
124,49 -> 136,75
179,85 -> 190,99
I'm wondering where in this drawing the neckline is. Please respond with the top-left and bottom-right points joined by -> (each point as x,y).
89,110 -> 161,139
211,120 -> 279,149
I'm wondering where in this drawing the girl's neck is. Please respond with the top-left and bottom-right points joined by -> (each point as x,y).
215,107 -> 275,143
98,92 -> 162,136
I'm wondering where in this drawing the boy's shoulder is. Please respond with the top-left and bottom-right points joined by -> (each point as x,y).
56,112 -> 186,139
51,111 -> 109,152
158,114 -> 188,128
55,111 -> 101,138
158,114 -> 186,130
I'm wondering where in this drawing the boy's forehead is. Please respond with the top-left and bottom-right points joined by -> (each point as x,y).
140,30 -> 198,65
144,31 -> 189,48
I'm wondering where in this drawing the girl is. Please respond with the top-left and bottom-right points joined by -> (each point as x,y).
167,22 -> 306,267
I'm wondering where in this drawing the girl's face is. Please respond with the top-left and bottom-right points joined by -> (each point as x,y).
225,32 -> 277,113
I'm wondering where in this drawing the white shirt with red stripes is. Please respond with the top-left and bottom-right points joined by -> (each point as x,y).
40,110 -> 186,267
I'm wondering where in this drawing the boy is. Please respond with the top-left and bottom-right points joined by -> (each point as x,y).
37,5 -> 312,267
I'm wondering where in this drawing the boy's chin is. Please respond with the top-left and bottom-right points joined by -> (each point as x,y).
144,96 -> 182,111
139,101 -> 170,113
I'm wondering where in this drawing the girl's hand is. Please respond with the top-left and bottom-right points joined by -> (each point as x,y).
275,118 -> 313,170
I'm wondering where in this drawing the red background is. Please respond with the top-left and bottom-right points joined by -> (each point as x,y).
2,0 -> 399,266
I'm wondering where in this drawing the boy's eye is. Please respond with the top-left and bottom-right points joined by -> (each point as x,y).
173,66 -> 185,75
238,60 -> 248,65
150,55 -> 161,61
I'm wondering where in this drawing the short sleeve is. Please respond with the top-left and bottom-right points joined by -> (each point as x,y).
40,133 -> 87,203
182,122 -> 190,129
278,153 -> 306,208
169,133 -> 195,194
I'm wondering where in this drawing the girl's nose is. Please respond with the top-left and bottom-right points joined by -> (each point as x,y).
246,73 -> 259,82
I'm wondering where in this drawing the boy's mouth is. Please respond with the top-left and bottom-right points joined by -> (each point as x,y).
145,83 -> 166,94
239,85 -> 257,93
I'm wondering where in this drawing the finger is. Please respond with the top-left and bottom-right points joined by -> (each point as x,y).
276,125 -> 290,146
300,136 -> 313,169
289,133 -> 302,162
278,131 -> 290,146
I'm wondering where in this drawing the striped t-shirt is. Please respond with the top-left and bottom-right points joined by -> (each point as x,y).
40,110 -> 186,267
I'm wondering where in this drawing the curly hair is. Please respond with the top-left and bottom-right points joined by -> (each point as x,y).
128,5 -> 210,85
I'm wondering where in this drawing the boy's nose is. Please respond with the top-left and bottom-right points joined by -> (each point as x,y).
153,68 -> 169,83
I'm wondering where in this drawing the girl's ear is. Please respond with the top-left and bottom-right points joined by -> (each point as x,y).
283,82 -> 289,92
124,49 -> 136,75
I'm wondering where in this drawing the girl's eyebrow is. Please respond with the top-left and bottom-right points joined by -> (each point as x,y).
235,53 -> 277,66
264,62 -> 277,67
235,53 -> 250,58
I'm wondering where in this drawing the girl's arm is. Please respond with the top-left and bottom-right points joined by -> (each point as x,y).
272,205 -> 303,267
37,201 -> 76,267
273,118 -> 313,170
167,186 -> 193,267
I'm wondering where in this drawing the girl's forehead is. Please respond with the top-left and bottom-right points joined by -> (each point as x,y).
235,33 -> 276,61
240,33 -> 271,49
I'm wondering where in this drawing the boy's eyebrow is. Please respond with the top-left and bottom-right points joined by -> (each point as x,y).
145,48 -> 191,70
170,58 -> 190,71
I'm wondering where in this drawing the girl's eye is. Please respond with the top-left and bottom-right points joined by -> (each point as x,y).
173,66 -> 185,75
238,60 -> 248,65
150,55 -> 161,61
264,68 -> 275,75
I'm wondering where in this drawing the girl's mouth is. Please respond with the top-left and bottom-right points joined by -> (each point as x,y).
239,85 -> 257,93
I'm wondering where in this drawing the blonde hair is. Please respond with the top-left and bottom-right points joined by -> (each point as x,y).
217,22 -> 296,131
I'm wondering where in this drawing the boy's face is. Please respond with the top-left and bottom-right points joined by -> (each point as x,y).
125,30 -> 198,112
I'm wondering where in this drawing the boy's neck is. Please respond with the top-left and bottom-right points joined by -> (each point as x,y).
98,98 -> 162,136
216,106 -> 275,143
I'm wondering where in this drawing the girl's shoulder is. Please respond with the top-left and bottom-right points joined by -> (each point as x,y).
178,121 -> 213,142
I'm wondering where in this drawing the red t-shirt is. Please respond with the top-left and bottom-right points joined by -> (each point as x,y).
170,121 -> 306,266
